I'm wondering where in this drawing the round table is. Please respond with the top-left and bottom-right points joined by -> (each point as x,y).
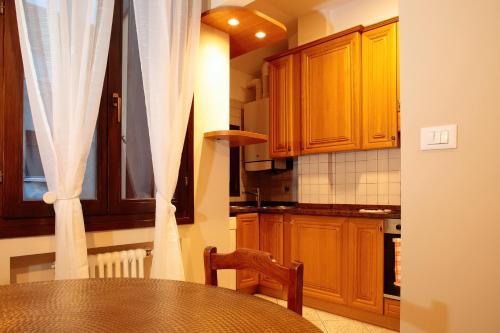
0,279 -> 321,332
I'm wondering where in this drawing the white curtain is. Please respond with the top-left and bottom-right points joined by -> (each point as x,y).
133,0 -> 201,279
15,0 -> 114,279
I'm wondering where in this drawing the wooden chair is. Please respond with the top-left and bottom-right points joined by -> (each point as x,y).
203,246 -> 304,315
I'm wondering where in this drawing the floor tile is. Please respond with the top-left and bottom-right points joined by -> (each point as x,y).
302,306 -> 321,321
309,320 -> 327,332
323,318 -> 371,333
255,294 -> 277,303
254,294 -> 397,333
315,309 -> 346,321
276,299 -> 287,307
364,323 -> 397,333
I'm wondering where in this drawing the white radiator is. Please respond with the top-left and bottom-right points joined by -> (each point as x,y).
88,249 -> 148,278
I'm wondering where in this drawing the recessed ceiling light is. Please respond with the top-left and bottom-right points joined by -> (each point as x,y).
255,31 -> 266,39
227,18 -> 240,26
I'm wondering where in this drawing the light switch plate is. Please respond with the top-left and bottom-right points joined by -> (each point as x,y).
420,124 -> 457,150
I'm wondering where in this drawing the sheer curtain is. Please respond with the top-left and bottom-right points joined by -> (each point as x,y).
15,0 -> 114,279
133,0 -> 201,279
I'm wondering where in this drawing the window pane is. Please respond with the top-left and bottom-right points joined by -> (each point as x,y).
23,82 -> 98,201
121,0 -> 154,199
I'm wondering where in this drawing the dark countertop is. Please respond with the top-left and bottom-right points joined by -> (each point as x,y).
230,202 -> 401,219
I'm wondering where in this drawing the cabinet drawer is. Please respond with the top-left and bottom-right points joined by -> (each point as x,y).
384,298 -> 400,318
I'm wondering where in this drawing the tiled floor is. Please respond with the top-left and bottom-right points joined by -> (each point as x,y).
255,294 -> 397,333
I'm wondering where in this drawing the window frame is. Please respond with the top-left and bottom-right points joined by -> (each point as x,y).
107,0 -> 155,215
2,1 -> 108,218
0,0 -> 194,238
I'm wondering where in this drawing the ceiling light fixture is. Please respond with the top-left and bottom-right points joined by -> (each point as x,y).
227,18 -> 240,26
255,31 -> 266,39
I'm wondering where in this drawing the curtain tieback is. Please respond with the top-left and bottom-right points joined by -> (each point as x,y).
156,192 -> 176,214
42,191 -> 79,204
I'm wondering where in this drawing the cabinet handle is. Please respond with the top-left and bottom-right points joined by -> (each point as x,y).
391,136 -> 396,141
287,146 -> 291,152
379,226 -> 383,232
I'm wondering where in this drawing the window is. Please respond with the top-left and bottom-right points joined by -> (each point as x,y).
0,0 -> 194,237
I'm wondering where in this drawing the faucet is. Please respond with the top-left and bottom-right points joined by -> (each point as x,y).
244,187 -> 261,208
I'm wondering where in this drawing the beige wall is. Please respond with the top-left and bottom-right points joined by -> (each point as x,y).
230,68 -> 255,103
400,0 -> 500,332
297,0 -> 398,45
0,24 -> 235,289
179,23 -> 234,288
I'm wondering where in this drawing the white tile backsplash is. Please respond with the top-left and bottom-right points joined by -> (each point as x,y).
298,148 -> 401,205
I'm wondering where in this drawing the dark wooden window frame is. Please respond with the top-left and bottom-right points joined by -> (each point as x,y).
0,0 -> 194,238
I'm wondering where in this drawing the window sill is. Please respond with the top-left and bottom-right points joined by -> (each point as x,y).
0,213 -> 193,239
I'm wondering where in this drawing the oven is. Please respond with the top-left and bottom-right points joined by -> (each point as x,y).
384,219 -> 401,299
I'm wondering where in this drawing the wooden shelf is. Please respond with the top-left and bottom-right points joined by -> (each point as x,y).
201,6 -> 287,58
204,130 -> 268,147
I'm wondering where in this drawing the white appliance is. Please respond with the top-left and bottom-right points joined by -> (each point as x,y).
243,98 -> 286,171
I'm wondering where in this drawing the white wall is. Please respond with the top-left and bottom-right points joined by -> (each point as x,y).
0,24 -> 234,289
297,0 -> 398,45
400,0 -> 500,332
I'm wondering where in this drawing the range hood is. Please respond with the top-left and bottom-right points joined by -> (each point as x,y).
243,97 -> 286,171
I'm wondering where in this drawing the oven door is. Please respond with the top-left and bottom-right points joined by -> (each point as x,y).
384,219 -> 401,298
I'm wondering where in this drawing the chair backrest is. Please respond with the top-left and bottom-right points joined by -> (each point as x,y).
203,246 -> 303,315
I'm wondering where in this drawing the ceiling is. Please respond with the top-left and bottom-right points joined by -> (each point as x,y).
245,0 -> 348,34
229,0 -> 351,75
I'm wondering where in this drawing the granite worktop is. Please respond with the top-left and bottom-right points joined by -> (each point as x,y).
230,202 -> 401,219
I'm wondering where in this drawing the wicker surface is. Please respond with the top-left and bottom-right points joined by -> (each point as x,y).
0,279 -> 321,332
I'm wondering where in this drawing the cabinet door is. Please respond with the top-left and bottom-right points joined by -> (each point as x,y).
348,219 -> 384,313
259,214 -> 284,292
362,23 -> 398,149
236,213 -> 260,291
269,54 -> 301,158
301,32 -> 361,154
290,215 -> 349,304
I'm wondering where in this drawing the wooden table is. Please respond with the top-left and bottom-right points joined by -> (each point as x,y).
0,279 -> 321,332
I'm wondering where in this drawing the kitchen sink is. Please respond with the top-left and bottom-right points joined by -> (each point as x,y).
260,205 -> 294,209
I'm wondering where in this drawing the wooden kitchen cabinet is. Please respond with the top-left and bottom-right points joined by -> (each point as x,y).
347,218 -> 384,313
361,22 -> 399,149
236,213 -> 259,292
290,215 -> 349,305
384,298 -> 400,319
301,31 -> 361,154
289,215 -> 383,312
268,54 -> 301,158
254,213 -> 395,330
259,214 -> 284,293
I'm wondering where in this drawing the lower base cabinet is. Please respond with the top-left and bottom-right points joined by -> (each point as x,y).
235,213 -> 398,331
235,213 -> 259,291
259,214 -> 284,293
289,215 -> 383,313
347,218 -> 384,313
384,298 -> 400,319
290,215 -> 349,305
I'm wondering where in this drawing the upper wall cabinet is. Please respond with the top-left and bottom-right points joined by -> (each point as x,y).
266,18 -> 399,156
301,32 -> 362,154
269,54 -> 301,158
361,22 -> 399,149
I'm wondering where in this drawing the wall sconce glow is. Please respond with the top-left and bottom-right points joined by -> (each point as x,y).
227,18 -> 240,26
255,31 -> 266,39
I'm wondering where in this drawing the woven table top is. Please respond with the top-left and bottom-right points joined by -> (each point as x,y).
0,279 -> 321,332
